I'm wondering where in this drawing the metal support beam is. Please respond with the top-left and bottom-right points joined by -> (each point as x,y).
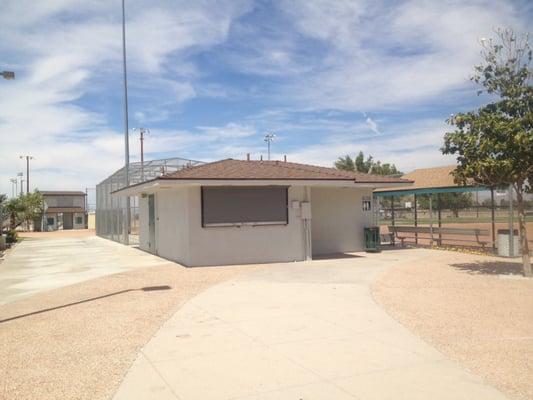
414,194 -> 418,245
437,193 -> 442,246
391,196 -> 395,246
121,0 -> 130,245
490,187 -> 496,253
429,195 -> 434,246
508,184 -> 514,257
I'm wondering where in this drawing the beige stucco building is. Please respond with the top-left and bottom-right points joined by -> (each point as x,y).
115,159 -> 410,266
41,191 -> 86,231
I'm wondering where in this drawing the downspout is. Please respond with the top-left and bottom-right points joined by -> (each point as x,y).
303,186 -> 312,261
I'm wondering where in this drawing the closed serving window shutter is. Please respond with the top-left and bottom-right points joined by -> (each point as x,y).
202,186 -> 288,226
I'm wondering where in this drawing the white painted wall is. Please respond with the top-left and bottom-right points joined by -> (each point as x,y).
311,187 -> 373,255
139,185 -> 373,266
154,188 -> 191,265
185,186 -> 307,266
139,196 -> 149,251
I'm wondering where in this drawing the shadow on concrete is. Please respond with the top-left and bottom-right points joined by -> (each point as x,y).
450,261 -> 524,276
313,253 -> 364,260
0,285 -> 172,324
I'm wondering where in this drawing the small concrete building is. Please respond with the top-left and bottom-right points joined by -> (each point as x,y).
115,159 -> 410,266
41,191 -> 87,231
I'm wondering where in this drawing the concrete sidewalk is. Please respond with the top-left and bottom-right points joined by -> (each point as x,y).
0,234 -> 168,305
114,249 -> 508,400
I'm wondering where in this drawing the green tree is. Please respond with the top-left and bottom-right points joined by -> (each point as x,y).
335,155 -> 355,171
20,191 -> 45,229
442,29 -> 532,276
417,193 -> 474,217
335,151 -> 402,176
355,151 -> 373,173
0,194 -> 7,233
370,161 -> 402,176
4,191 -> 44,231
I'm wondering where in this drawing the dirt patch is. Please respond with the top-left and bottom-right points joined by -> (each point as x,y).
372,250 -> 533,400
0,262 -> 259,400
381,221 -> 533,249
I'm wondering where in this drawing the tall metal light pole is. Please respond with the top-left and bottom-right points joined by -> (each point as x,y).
9,178 -> 17,198
17,172 -> 23,196
19,155 -> 34,194
264,133 -> 275,160
121,0 -> 131,244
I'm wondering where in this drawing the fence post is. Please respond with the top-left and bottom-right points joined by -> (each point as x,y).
490,188 -> 496,253
437,193 -> 442,246
414,194 -> 418,245
391,196 -> 395,246
429,194 -> 434,247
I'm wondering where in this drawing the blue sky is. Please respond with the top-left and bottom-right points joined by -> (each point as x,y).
0,0 -> 532,198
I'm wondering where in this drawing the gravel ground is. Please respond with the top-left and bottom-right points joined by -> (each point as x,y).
0,262 -> 259,400
372,250 -> 533,400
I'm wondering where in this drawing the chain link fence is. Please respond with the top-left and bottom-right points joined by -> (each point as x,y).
96,157 -> 204,245
377,188 -> 533,252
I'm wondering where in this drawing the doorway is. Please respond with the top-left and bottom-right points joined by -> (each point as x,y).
148,194 -> 156,253
63,213 -> 73,230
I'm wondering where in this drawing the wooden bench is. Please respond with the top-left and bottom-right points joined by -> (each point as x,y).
388,225 -> 490,248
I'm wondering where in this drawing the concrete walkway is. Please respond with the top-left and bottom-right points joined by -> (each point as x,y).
0,234 -> 168,305
114,249 -> 508,400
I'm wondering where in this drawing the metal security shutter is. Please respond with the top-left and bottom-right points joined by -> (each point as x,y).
202,186 -> 288,226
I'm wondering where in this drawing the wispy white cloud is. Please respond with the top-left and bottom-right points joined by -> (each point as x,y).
237,0 -> 527,110
0,0 -> 530,197
0,0 -> 252,194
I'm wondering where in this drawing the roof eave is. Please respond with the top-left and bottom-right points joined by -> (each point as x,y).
112,178 -> 412,196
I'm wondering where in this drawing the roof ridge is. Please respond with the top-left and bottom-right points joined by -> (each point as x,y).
262,160 -> 357,180
275,160 -> 398,181
162,158 -> 232,177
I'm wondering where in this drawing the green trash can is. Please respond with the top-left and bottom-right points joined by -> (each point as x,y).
364,227 -> 380,252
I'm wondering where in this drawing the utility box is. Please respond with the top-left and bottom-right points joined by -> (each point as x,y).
497,229 -> 520,257
364,227 -> 380,252
300,202 -> 312,220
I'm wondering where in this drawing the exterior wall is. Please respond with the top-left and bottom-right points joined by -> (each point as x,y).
138,185 -> 372,266
73,212 -> 85,229
87,212 -> 96,229
138,196 -> 150,251
44,213 -> 58,231
44,195 -> 85,208
311,187 -> 373,255
186,186 -> 306,266
154,188 -> 191,266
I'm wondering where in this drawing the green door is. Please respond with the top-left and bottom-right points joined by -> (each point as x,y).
148,194 -> 156,253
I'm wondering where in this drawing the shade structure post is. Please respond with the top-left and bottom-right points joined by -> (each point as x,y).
429,194 -> 434,246
490,187 -> 496,253
508,184 -> 514,256
437,193 -> 442,246
390,196 -> 395,246
414,194 -> 418,245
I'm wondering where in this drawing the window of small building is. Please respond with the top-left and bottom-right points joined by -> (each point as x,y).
201,186 -> 288,227
362,196 -> 372,211
47,217 -> 55,225
76,216 -> 83,224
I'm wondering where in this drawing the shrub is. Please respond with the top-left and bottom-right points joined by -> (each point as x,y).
6,229 -> 18,243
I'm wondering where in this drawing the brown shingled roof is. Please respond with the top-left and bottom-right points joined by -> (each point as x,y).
375,165 -> 470,192
159,159 -> 411,183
